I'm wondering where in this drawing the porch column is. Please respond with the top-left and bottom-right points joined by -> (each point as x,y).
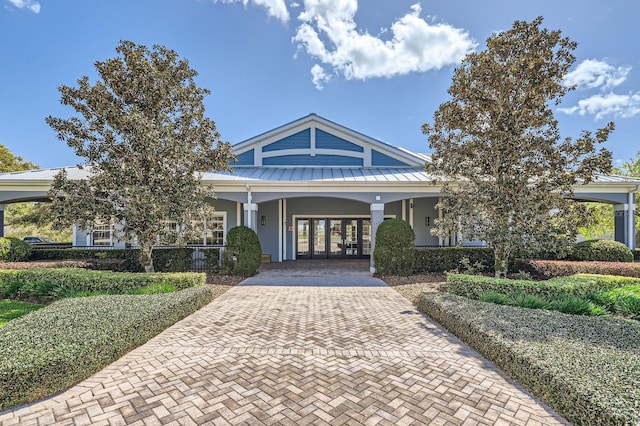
243,203 -> 258,232
614,202 -> 636,249
0,204 -> 4,237
370,203 -> 385,274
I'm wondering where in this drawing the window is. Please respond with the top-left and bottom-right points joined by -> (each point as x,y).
92,223 -> 112,246
186,213 -> 226,246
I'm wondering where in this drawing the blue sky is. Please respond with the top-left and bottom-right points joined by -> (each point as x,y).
1,0 -> 639,170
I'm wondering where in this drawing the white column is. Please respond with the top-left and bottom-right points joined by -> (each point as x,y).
370,203 -> 385,274
244,203 -> 258,231
283,198 -> 288,261
629,192 -> 636,250
409,198 -> 414,228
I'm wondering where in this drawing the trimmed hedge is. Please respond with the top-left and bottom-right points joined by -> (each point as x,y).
516,259 -> 640,280
634,249 -> 640,262
222,226 -> 262,277
418,293 -> 640,425
0,259 -> 126,271
0,237 -> 31,262
0,268 -> 206,300
569,239 -> 634,262
28,247 -> 220,272
447,273 -> 640,300
414,247 -> 494,273
373,219 -> 415,276
0,286 -> 213,410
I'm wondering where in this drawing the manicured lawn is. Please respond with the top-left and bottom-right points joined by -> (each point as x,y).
0,299 -> 45,326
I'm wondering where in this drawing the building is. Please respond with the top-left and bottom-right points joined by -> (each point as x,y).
0,114 -> 637,272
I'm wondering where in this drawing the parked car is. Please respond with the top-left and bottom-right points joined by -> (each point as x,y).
22,236 -> 59,244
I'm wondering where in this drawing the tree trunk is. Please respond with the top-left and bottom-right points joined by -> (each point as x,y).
493,243 -> 510,278
139,241 -> 155,273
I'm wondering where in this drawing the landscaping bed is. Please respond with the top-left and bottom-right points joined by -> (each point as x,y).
418,292 -> 640,425
0,286 -> 214,410
0,268 -> 206,301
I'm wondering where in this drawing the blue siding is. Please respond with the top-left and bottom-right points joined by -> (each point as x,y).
315,129 -> 363,152
371,150 -> 410,167
263,129 -> 311,152
263,154 -> 363,166
234,149 -> 254,166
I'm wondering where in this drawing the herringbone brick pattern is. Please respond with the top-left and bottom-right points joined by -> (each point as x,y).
0,268 -> 568,425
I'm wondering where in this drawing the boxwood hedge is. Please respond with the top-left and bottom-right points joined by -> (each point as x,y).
0,268 -> 206,300
447,273 -> 640,300
414,247 -> 494,273
0,286 -> 213,410
515,259 -> 640,280
418,293 -> 640,425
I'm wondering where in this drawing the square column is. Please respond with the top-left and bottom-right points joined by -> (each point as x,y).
243,203 -> 258,232
370,203 -> 385,274
614,203 -> 635,250
0,204 -> 4,237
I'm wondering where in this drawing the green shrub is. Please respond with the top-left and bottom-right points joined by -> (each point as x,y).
418,293 -> 640,425
28,247 -> 220,272
479,291 -> 509,305
222,226 -> 262,277
590,286 -> 640,319
634,249 -> 640,262
506,293 -> 548,310
414,247 -> 494,273
0,269 -> 205,301
448,273 -> 640,300
570,239 -> 633,262
373,219 -> 415,276
0,286 -> 213,410
515,259 -> 640,280
0,238 -> 32,262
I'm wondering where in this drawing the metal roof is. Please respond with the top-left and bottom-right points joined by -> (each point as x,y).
1,166 -> 639,186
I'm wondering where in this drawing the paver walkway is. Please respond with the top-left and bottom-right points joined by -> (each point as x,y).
0,261 -> 568,425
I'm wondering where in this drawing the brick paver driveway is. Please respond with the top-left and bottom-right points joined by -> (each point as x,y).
0,260 -> 568,425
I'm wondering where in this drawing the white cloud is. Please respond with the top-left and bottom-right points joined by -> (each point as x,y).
6,0 -> 40,13
559,59 -> 640,120
564,59 -> 630,90
212,0 -> 289,22
558,92 -> 640,119
310,64 -> 331,89
292,1 -> 476,86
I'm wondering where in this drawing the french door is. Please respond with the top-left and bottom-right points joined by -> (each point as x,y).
296,218 -> 371,259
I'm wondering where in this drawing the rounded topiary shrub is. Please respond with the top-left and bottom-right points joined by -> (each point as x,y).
570,239 -> 634,262
222,226 -> 262,277
0,237 -> 32,262
373,219 -> 416,276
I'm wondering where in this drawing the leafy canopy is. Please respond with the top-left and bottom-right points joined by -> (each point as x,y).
422,17 -> 613,277
46,41 -> 233,272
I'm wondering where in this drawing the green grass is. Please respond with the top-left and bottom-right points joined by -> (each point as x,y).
0,299 -> 45,326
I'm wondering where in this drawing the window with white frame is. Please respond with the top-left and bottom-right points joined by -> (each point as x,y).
185,213 -> 226,246
92,223 -> 112,246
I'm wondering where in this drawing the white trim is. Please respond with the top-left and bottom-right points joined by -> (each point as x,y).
254,143 -> 263,166
283,198 -> 287,261
402,199 -> 406,221
628,192 -> 635,250
409,198 -> 414,228
236,202 -> 241,227
438,198 -> 443,246
278,199 -> 283,262
363,147 -> 372,167
310,125 -> 316,157
261,148 -> 365,159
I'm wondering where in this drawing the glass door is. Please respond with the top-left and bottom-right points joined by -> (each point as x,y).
297,219 -> 310,258
312,219 -> 326,257
328,219 -> 343,257
343,219 -> 359,256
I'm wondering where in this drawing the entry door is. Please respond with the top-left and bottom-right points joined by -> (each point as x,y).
328,219 -> 359,258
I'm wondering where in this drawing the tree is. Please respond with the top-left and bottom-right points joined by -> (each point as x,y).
46,41 -> 233,272
422,17 -> 613,277
0,144 -> 37,172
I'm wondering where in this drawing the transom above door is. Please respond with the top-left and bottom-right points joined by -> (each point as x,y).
296,218 -> 371,259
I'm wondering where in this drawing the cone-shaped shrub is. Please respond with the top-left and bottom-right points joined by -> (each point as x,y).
373,219 -> 415,276
223,226 -> 262,277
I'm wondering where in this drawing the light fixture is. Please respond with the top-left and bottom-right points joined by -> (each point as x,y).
425,216 -> 430,226
261,216 -> 266,226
